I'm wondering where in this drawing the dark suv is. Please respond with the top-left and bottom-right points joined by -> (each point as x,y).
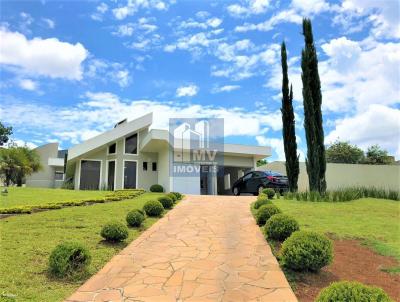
232,171 -> 289,196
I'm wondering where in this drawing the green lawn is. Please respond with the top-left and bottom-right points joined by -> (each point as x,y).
0,187 -> 109,209
0,192 -> 166,302
273,198 -> 400,260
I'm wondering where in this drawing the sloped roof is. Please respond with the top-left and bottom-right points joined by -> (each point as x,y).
68,112 -> 153,161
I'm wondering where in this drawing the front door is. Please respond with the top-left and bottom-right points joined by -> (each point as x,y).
124,161 -> 137,189
107,160 -> 115,190
80,160 -> 101,190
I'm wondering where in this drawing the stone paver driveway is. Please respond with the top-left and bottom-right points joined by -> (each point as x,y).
66,195 -> 297,302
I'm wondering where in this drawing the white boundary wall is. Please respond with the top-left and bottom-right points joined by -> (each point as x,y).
258,161 -> 400,191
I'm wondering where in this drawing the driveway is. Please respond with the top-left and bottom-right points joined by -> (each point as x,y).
66,195 -> 297,302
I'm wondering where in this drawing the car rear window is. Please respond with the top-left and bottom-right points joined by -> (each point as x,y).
263,171 -> 284,177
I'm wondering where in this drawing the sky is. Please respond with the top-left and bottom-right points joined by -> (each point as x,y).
0,0 -> 399,161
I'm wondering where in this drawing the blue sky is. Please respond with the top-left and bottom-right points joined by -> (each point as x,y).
0,0 -> 399,160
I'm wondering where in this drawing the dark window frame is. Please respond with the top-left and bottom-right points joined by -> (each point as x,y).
152,162 -> 157,171
143,161 -> 148,171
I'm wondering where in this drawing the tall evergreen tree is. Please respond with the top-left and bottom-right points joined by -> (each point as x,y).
280,42 -> 299,192
301,18 -> 327,193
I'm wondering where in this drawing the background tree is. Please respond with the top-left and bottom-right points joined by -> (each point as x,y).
0,122 -> 13,146
0,147 -> 42,186
256,159 -> 268,167
326,141 -> 364,164
363,145 -> 394,165
301,18 -> 327,193
281,41 -> 299,192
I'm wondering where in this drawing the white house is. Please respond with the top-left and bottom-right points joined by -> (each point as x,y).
26,113 -> 271,195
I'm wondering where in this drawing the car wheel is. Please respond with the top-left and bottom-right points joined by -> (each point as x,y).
233,187 -> 240,196
258,186 -> 265,195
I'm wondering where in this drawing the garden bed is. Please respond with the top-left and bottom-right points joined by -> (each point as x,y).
290,239 -> 399,302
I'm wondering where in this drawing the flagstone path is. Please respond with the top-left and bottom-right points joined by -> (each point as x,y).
66,195 -> 297,302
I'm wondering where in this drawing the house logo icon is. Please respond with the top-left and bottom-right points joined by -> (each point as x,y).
173,120 -> 210,162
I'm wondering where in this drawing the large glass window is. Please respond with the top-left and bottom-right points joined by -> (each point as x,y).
124,161 -> 137,189
80,160 -> 101,190
125,134 -> 138,154
54,171 -> 64,181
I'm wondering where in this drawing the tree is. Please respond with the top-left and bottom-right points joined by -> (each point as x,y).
281,41 -> 299,192
301,18 -> 327,193
256,159 -> 268,167
363,145 -> 394,165
0,147 -> 42,186
326,141 -> 364,164
0,122 -> 13,146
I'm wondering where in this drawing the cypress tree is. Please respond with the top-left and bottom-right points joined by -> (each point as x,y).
280,42 -> 299,192
301,18 -> 326,193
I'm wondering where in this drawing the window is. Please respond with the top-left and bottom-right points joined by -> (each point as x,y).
55,171 -> 64,181
243,173 -> 252,181
143,161 -> 148,171
108,143 -> 116,154
152,162 -> 157,171
125,134 -> 138,154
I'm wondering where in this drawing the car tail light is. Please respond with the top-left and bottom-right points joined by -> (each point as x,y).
267,176 -> 277,182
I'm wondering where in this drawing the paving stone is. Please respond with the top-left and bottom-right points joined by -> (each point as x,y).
65,195 -> 297,302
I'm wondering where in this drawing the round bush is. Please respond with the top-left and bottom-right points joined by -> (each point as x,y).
158,196 -> 174,209
126,209 -> 145,227
254,196 -> 272,209
281,231 -> 333,272
171,192 -> 183,200
316,281 -> 392,302
262,188 -> 275,199
255,204 -> 281,226
264,214 -> 300,241
166,192 -> 178,202
49,242 -> 91,278
100,221 -> 129,242
143,200 -> 164,216
150,184 -> 164,192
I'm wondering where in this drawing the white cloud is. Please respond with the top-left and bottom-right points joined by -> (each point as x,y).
19,79 -> 37,91
13,139 -> 38,149
0,28 -> 88,80
179,17 -> 223,30
319,37 -> 400,112
212,85 -> 241,93
227,0 -> 270,17
256,136 -> 286,161
86,59 -> 131,88
113,24 -> 134,37
334,0 -> 400,39
42,18 -> 55,29
291,0 -> 330,14
1,92 -> 284,146
112,0 -> 167,20
176,84 -> 199,97
91,3 -> 109,21
326,105 -> 400,157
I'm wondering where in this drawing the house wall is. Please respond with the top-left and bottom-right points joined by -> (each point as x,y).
26,143 -> 60,188
73,128 -> 158,191
258,161 -> 400,191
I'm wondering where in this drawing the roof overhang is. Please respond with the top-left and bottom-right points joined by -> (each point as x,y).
68,112 -> 153,161
140,129 -> 271,159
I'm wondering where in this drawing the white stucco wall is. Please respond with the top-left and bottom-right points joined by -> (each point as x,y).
258,161 -> 400,191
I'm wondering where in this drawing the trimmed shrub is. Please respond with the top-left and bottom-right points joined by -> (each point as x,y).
262,188 -> 275,199
316,281 -> 392,302
254,197 -> 272,209
281,231 -> 333,271
126,209 -> 145,227
171,192 -> 183,200
158,196 -> 174,209
264,214 -> 299,241
255,204 -> 281,226
150,184 -> 164,192
166,193 -> 178,202
100,221 -> 129,242
48,242 -> 91,278
143,200 -> 164,217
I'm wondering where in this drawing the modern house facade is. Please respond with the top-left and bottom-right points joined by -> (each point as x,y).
26,113 -> 271,195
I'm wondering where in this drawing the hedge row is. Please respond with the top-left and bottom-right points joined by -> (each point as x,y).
0,189 -> 145,215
